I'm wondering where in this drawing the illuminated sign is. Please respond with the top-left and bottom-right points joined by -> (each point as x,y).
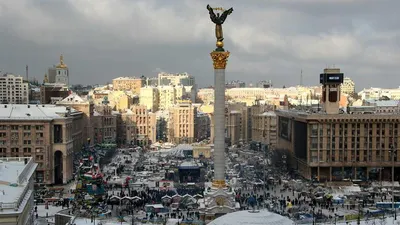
320,73 -> 344,84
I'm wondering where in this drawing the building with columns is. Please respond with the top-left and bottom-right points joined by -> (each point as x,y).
0,104 -> 83,184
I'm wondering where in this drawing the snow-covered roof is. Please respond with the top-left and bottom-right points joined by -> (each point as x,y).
58,93 -> 87,104
0,104 -> 80,120
208,210 -> 294,225
261,111 -> 276,117
0,157 -> 37,214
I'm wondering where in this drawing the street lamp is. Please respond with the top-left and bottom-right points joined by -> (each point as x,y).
389,146 -> 397,220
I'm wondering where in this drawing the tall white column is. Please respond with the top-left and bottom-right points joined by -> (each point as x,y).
214,68 -> 225,181
210,51 -> 230,188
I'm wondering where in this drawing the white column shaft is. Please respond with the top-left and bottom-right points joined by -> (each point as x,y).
214,68 -> 225,181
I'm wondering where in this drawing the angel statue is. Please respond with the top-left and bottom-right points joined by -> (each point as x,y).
206,4 -> 234,42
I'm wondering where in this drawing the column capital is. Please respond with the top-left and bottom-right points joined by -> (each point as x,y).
212,179 -> 226,189
210,51 -> 230,69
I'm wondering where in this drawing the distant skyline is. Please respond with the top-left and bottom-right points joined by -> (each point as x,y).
0,0 -> 399,89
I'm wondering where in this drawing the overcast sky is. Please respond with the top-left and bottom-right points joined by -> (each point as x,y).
0,0 -> 399,90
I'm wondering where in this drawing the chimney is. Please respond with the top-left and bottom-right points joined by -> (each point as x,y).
27,105 -> 30,108
24,158 -> 28,165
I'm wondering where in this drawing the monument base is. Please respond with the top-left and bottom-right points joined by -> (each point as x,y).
199,185 -> 239,223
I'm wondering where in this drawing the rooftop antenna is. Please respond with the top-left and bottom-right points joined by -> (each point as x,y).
25,65 -> 28,82
300,69 -> 303,86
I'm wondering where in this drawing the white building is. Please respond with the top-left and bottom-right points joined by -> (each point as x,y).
0,157 -> 38,225
341,77 -> 355,95
158,72 -> 197,102
0,74 -> 29,104
358,87 -> 400,100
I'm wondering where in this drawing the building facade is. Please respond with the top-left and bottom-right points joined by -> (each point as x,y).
92,106 -> 117,144
0,157 -> 37,225
276,68 -> 400,182
112,77 -> 145,94
341,77 -> 355,95
0,105 -> 83,184
129,105 -> 157,146
251,111 -> 277,149
171,101 -> 197,144
0,74 -> 29,104
139,86 -> 159,112
276,110 -> 400,182
56,93 -> 94,145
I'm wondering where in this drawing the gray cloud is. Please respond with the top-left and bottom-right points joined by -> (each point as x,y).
0,0 -> 399,90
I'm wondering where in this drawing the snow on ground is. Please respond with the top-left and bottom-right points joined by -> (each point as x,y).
73,217 -> 182,225
336,216 -> 399,225
36,204 -> 65,217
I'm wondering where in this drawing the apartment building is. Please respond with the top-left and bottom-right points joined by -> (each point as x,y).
0,104 -> 83,184
56,93 -> 94,145
112,77 -> 145,94
129,105 -> 157,146
158,85 -> 177,110
0,74 -> 29,104
92,106 -> 117,144
341,77 -> 355,95
251,111 -> 277,149
171,101 -> 197,144
140,86 -> 159,112
0,157 -> 37,225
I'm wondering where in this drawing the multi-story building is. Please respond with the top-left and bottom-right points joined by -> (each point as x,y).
0,74 -> 29,104
341,77 -> 355,95
158,72 -> 195,86
226,103 -> 252,144
158,73 -> 197,102
129,105 -> 157,146
197,88 -> 214,104
0,104 -> 83,184
40,83 -> 69,104
363,99 -> 400,114
56,93 -> 94,145
251,110 -> 277,149
29,86 -> 41,104
171,101 -> 197,144
276,68 -> 400,182
358,87 -> 400,100
92,106 -> 117,144
117,109 -> 136,145
108,91 -> 134,111
155,111 -> 170,142
158,85 -> 177,110
112,77 -> 145,94
0,157 -> 37,225
226,80 -> 246,89
195,112 -> 210,142
257,80 -> 273,88
140,86 -> 159,112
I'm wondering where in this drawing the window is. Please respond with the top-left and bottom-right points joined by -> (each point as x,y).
23,125 -> 31,130
11,125 -> 18,130
23,147 -> 31,153
36,125 -> 44,130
